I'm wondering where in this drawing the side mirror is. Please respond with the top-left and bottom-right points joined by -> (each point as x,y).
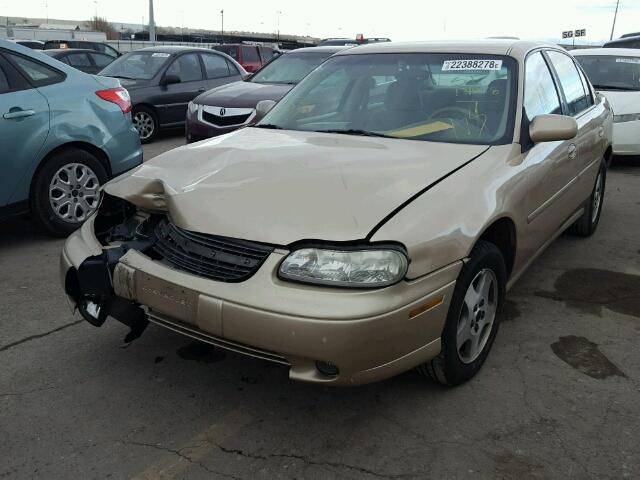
161,74 -> 181,86
254,99 -> 276,123
529,114 -> 578,143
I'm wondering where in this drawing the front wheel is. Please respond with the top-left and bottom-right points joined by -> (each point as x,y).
418,240 -> 506,386
568,162 -> 606,237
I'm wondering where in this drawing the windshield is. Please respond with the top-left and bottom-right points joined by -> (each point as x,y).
259,53 -> 517,145
251,51 -> 332,84
99,51 -> 172,79
575,55 -> 640,91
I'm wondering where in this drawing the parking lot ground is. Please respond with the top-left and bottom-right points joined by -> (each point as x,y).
1,140 -> 639,479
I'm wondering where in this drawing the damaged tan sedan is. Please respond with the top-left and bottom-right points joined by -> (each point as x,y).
61,41 -> 612,386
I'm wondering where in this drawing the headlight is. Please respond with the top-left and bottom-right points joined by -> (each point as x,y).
187,101 -> 199,116
613,113 -> 640,123
279,247 -> 408,288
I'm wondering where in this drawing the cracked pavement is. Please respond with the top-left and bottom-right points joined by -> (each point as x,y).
1,134 -> 638,479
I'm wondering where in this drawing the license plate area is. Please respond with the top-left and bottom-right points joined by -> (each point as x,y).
135,272 -> 198,324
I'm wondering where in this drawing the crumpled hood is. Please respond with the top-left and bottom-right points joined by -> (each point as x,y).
195,81 -> 293,108
105,128 -> 489,245
597,90 -> 640,115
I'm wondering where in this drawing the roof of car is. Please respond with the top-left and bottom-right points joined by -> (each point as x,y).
336,40 -> 560,58
288,45 -> 352,54
571,47 -> 640,57
43,48 -> 104,55
134,45 -> 215,54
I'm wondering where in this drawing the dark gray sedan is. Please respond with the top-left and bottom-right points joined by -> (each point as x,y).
42,48 -> 115,74
99,46 -> 246,143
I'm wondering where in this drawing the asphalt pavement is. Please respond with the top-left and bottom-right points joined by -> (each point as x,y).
1,134 -> 638,479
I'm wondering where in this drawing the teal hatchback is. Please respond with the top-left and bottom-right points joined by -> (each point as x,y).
0,39 -> 142,236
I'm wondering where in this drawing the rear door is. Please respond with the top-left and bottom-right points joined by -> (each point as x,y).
0,52 -> 50,207
160,52 -> 208,125
199,52 -> 243,90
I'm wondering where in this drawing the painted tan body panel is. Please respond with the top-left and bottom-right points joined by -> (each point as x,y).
61,40 -> 613,384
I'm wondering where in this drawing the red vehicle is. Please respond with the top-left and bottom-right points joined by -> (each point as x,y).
212,44 -> 277,73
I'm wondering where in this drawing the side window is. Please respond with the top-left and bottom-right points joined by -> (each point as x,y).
5,52 -> 65,86
66,53 -> 92,68
576,66 -> 594,108
91,53 -> 113,68
259,47 -> 273,62
242,46 -> 260,63
201,54 -> 230,79
165,53 -> 203,82
524,52 -> 562,119
226,59 -> 240,75
0,64 -> 10,93
547,51 -> 590,116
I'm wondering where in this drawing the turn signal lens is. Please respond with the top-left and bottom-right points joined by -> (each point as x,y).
96,87 -> 132,114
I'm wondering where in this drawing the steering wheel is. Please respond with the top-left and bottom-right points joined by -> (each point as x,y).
428,106 -> 486,139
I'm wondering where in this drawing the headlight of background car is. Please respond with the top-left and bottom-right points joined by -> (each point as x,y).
279,247 -> 409,288
187,101 -> 199,117
613,113 -> 640,123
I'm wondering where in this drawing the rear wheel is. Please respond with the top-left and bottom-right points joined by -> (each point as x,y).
418,240 -> 506,386
568,161 -> 606,237
132,105 -> 158,144
31,149 -> 107,237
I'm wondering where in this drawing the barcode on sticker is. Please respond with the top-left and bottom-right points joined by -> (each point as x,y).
442,59 -> 503,71
616,58 -> 640,64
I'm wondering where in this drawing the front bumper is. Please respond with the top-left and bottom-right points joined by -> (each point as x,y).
613,120 -> 640,156
61,219 -> 459,385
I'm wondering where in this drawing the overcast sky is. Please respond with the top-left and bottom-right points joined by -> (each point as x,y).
3,0 -> 640,42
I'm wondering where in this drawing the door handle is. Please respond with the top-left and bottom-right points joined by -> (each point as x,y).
3,109 -> 36,119
598,126 -> 604,138
568,143 -> 577,160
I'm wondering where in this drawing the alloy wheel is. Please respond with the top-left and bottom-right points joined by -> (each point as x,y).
49,163 -> 101,223
133,111 -> 155,140
456,268 -> 498,364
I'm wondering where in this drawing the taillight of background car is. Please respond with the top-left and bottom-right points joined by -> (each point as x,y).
95,87 -> 132,114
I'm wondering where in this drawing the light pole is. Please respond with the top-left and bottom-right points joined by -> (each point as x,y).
148,0 -> 156,42
220,9 -> 224,44
276,10 -> 282,43
93,0 -> 98,29
610,0 -> 620,41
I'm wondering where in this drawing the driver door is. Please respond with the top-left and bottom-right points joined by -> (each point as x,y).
159,53 -> 208,125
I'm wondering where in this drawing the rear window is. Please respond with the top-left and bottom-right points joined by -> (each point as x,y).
242,46 -> 260,63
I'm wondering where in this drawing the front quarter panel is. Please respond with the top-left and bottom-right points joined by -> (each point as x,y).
370,144 -> 525,279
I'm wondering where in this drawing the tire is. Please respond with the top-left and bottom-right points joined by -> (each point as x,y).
568,161 -> 606,237
31,148 -> 108,237
418,240 -> 507,386
132,105 -> 158,144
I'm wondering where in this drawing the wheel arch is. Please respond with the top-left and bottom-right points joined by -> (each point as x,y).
474,216 -> 517,279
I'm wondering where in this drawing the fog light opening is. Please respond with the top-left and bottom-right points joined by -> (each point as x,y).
315,361 -> 340,377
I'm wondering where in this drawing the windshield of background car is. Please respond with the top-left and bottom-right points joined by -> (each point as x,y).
99,51 -> 171,79
251,52 -> 332,84
260,53 -> 517,144
575,55 -> 640,91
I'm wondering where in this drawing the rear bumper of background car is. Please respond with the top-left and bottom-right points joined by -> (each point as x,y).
613,120 -> 640,156
60,220 -> 460,385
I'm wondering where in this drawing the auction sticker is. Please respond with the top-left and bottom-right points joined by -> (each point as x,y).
616,58 -> 640,64
443,59 -> 503,70
152,53 -> 171,58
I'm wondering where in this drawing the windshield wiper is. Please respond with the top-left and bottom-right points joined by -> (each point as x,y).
316,129 -> 396,139
592,84 -> 638,91
112,75 -> 136,80
253,123 -> 284,130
